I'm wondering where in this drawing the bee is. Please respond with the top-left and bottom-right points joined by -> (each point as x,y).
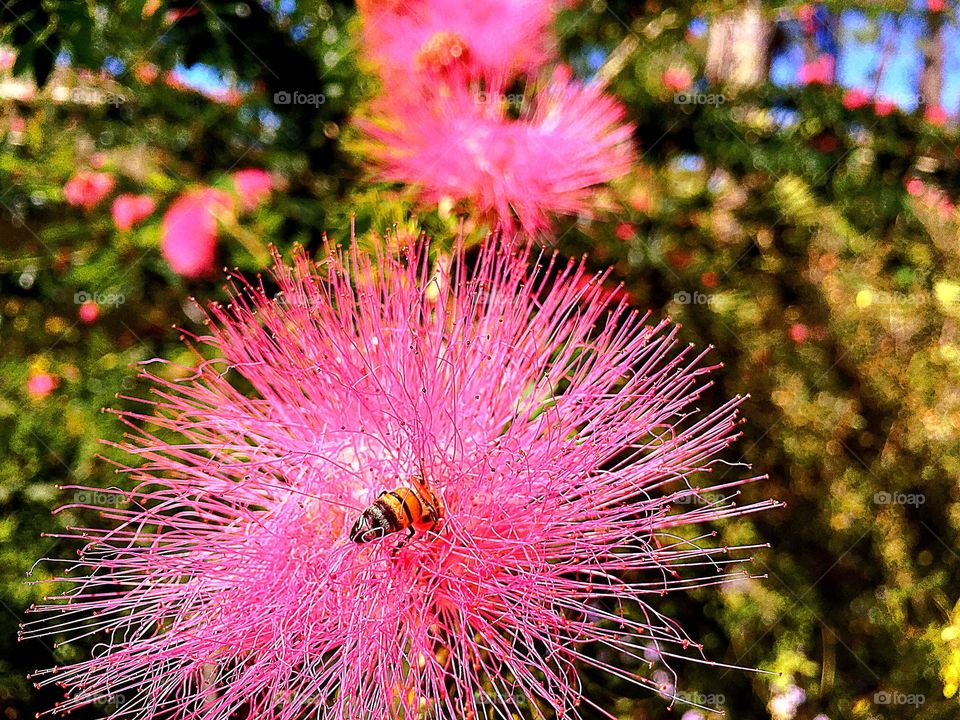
349,478 -> 443,544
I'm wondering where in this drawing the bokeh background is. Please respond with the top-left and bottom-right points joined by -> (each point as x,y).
2,1 -> 960,719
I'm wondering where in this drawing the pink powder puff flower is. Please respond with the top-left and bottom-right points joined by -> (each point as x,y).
841,88 -> 870,110
160,188 -> 234,279
924,104 -> 949,127
0,48 -> 15,72
78,301 -> 100,324
26,371 -> 58,398
25,232 -> 776,720
111,193 -> 156,231
357,0 -> 554,82
364,72 -> 635,234
797,54 -> 834,86
231,168 -> 274,210
63,171 -> 115,210
874,98 -> 896,116
662,66 -> 693,92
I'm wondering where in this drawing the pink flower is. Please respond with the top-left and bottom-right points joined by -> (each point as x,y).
160,188 -> 234,279
63,171 -> 115,210
662,66 -> 693,92
0,48 -> 15,72
928,0 -> 946,11
111,193 -> 156,231
358,0 -> 554,82
78,301 -> 100,324
364,74 -> 635,233
26,234 -> 775,719
841,88 -> 870,110
27,371 -> 58,398
905,177 -> 925,196
797,54 -> 834,86
925,104 -> 949,126
874,98 -> 896,116
231,168 -> 274,210
133,62 -> 159,84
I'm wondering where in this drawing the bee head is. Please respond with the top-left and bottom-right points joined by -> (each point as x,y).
349,510 -> 387,544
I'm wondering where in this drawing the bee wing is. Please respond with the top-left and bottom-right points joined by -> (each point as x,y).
410,473 -> 432,493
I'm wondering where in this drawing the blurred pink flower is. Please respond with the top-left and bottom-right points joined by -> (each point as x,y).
27,371 -> 58,398
63,171 -> 115,210
797,54 -> 834,86
133,62 -> 159,84
841,88 -> 870,110
78,301 -> 99,324
111,193 -> 156,231
662,66 -> 693,92
924,104 -> 948,126
27,234 -> 774,719
231,168 -> 274,210
160,188 -> 234,279
874,98 -> 896,116
358,0 -> 553,82
797,3 -> 815,31
365,73 -> 635,233
905,177 -> 925,196
0,48 -> 15,72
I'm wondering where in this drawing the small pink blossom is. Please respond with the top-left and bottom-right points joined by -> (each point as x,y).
0,48 -> 15,72
111,193 -> 156,231
27,371 -> 59,398
231,168 -> 274,210
789,323 -> 809,343
905,177 -> 925,196
358,0 -> 554,82
160,188 -> 234,279
874,98 -> 896,116
662,66 -> 693,92
841,88 -> 870,110
133,62 -> 159,84
797,54 -> 834,86
925,104 -> 949,126
27,233 -> 775,719
78,301 -> 100,324
364,73 -> 635,233
63,171 -> 115,210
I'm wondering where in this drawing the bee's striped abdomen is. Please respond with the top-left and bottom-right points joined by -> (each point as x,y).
350,486 -> 439,544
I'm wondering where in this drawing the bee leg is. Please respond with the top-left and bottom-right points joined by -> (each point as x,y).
391,527 -> 416,557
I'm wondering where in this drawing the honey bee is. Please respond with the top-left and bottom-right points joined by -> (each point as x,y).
349,478 -> 443,544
